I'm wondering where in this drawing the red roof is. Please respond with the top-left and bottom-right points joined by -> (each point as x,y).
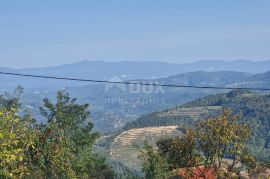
178,166 -> 216,179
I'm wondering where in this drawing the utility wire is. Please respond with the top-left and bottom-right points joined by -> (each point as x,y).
0,71 -> 270,91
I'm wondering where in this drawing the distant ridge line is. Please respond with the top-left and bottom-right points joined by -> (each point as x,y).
0,71 -> 270,91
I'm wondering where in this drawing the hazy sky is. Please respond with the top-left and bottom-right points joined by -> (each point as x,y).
0,0 -> 270,68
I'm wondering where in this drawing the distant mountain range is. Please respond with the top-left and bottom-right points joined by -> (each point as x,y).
18,70 -> 270,132
1,60 -> 270,90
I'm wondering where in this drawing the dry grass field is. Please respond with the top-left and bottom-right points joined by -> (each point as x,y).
110,126 -> 181,170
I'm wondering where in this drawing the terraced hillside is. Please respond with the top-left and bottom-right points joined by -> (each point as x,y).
110,126 -> 181,170
124,105 -> 222,130
124,90 -> 270,160
157,106 -> 221,117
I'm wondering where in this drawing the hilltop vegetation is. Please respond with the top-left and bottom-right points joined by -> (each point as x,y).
184,90 -> 270,159
124,90 -> 270,160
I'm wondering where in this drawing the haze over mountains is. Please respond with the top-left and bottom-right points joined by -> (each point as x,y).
1,59 -> 270,131
1,59 -> 270,90
15,69 -> 270,131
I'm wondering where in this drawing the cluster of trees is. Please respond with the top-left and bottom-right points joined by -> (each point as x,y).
139,109 -> 269,178
183,90 -> 270,159
124,114 -> 196,131
0,87 -> 115,178
128,90 -> 270,160
2,86 -> 270,178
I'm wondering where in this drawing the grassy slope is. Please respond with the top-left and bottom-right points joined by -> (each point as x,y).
110,126 -> 181,170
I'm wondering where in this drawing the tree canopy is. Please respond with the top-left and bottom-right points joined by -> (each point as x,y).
140,109 -> 269,178
0,89 -> 115,178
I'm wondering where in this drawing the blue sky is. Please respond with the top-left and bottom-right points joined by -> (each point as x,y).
0,0 -> 270,68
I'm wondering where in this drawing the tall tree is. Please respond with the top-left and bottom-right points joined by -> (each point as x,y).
196,109 -> 251,177
157,129 -> 201,170
0,108 -> 36,178
139,141 -> 169,179
36,91 -> 113,178
0,89 -> 115,178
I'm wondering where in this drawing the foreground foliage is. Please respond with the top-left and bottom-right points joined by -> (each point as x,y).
138,142 -> 169,179
140,109 -> 269,178
0,88 -> 114,178
0,108 -> 35,178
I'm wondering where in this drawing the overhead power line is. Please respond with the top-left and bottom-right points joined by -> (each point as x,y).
0,71 -> 270,91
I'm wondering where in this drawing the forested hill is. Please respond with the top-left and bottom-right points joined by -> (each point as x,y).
124,90 -> 270,159
6,70 -> 270,132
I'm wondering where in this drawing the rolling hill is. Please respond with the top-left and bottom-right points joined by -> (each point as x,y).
124,90 -> 270,160
1,60 -> 270,90
110,126 -> 181,170
17,70 -> 270,132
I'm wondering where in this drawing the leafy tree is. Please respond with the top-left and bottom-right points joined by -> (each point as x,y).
33,91 -> 113,178
0,108 -> 36,178
240,153 -> 269,178
195,109 -> 252,176
157,129 -> 201,170
138,141 -> 169,179
109,160 -> 141,179
0,86 -> 23,109
141,109 -> 267,178
0,89 -> 116,178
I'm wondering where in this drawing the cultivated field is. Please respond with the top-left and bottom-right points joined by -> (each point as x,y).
110,126 -> 181,170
